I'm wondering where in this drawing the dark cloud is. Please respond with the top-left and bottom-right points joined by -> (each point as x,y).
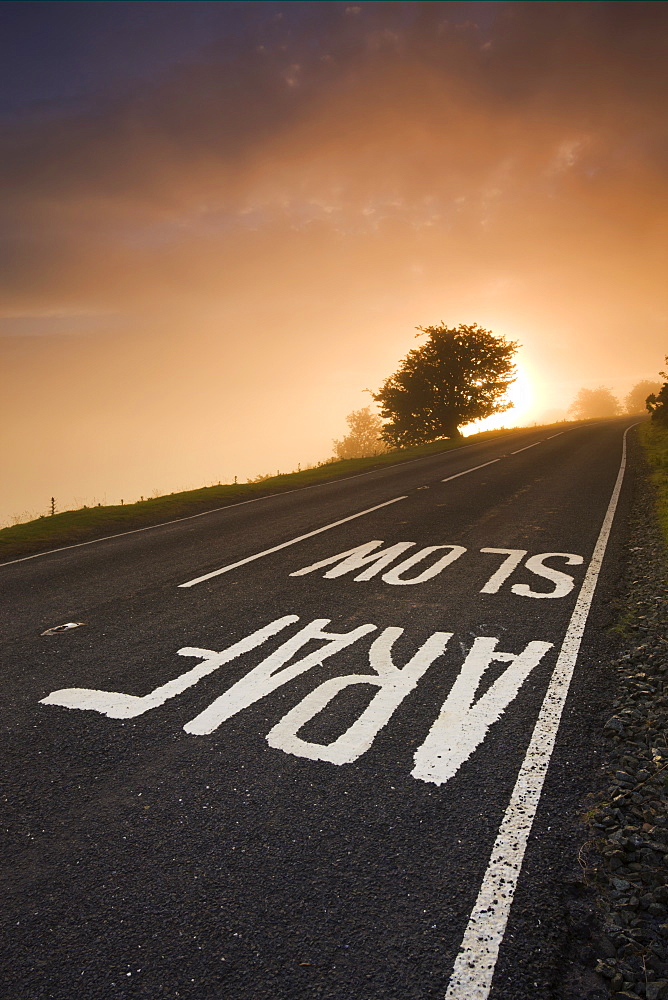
3,2 -> 667,204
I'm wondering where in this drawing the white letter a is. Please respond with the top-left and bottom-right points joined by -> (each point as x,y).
412,637 -> 553,786
266,627 -> 451,764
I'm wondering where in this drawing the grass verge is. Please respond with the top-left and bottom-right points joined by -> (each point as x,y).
1,422 -> 574,564
639,420 -> 668,547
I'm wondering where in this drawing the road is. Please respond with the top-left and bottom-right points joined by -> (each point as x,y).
1,419 -> 639,999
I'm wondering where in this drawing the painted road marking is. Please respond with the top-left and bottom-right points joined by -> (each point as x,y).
478,549 -> 527,594
181,445 -> 572,588
40,616 -> 300,718
0,423 -> 604,571
177,497 -> 407,588
289,540 -> 467,585
511,552 -> 584,599
382,546 -> 468,586
510,441 -> 542,455
0,439 -> 491,570
441,459 -> 500,483
444,422 -> 637,1000
182,618 -> 378,736
34,421 -> 633,994
41,616 -> 553,780
291,541 -> 584,596
412,637 -> 553,785
266,628 -> 452,765
546,432 -> 564,439
290,540 -> 418,581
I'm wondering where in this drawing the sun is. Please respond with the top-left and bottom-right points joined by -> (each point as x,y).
462,363 -> 535,435
507,366 -> 534,417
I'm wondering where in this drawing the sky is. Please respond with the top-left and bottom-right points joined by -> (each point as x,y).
1,0 -> 667,525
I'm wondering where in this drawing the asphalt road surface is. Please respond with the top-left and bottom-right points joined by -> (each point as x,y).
1,419 -> 640,999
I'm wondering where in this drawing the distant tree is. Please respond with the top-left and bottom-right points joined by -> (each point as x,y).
333,407 -> 388,459
569,386 -> 621,420
372,323 -> 518,446
625,380 -> 662,414
646,357 -> 668,427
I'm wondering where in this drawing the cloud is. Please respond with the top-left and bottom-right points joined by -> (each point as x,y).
2,4 -> 667,218
1,1 -> 667,522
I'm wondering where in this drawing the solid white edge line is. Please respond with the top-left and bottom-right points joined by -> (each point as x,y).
510,441 -> 541,455
0,420 -> 614,571
441,459 -> 500,483
177,495 -> 408,588
0,493 -> 295,569
444,421 -> 639,1000
0,439 -> 512,571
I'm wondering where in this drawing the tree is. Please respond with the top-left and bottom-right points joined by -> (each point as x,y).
625,380 -> 662,414
569,386 -> 621,420
333,407 -> 388,459
646,357 -> 668,427
372,323 -> 518,446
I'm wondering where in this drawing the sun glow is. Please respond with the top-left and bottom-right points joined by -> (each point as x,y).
507,366 -> 534,416
462,364 -> 536,435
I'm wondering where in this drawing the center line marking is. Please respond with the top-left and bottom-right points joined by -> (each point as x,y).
178,496 -> 408,588
444,422 -> 638,1000
441,459 -> 500,483
546,432 -> 564,440
510,441 -> 542,455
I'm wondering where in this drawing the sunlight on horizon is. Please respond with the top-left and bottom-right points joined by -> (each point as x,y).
462,364 -> 538,436
1,3 -> 666,525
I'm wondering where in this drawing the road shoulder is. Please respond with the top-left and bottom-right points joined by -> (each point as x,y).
561,429 -> 668,1000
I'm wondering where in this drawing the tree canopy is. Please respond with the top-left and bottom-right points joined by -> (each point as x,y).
372,323 -> 518,446
625,380 -> 662,415
569,386 -> 621,420
646,357 -> 668,427
332,407 -> 387,460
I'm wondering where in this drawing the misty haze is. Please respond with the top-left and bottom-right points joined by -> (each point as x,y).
1,1 -> 666,525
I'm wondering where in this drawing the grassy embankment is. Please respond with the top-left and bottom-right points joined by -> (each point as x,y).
1,422 -> 574,564
639,420 -> 668,547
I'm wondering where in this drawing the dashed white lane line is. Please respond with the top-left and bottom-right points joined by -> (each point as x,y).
444,422 -> 638,1000
182,444 -> 554,587
441,428 -> 579,478
0,422 -> 611,572
181,433 -> 594,587
441,459 -> 500,483
0,440 -> 510,571
178,496 -> 408,588
510,441 -> 542,455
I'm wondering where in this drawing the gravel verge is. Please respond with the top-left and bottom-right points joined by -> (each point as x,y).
562,446 -> 668,1000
